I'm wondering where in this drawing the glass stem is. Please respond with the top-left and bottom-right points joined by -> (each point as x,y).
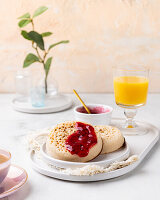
124,108 -> 137,128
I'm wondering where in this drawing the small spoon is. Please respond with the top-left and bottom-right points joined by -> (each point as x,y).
73,89 -> 91,114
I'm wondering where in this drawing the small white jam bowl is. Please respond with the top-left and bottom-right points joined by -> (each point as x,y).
0,149 -> 11,184
74,104 -> 113,126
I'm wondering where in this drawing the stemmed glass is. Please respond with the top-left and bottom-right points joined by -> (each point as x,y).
113,66 -> 149,135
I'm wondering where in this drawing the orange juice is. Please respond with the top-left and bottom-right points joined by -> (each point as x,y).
114,76 -> 149,106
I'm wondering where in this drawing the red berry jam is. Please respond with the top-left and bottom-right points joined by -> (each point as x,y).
65,122 -> 97,157
77,106 -> 110,114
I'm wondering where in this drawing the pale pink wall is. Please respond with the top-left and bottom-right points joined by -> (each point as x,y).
0,0 -> 160,92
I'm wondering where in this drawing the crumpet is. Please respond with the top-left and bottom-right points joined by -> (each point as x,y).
46,121 -> 102,162
94,125 -> 124,154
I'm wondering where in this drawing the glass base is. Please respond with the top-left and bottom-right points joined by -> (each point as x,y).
111,119 -> 149,136
30,87 -> 45,108
116,102 -> 145,109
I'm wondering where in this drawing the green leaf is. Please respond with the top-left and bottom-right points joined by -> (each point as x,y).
28,31 -> 44,50
23,53 -> 40,68
48,40 -> 69,50
33,6 -> 48,18
44,57 -> 52,76
21,30 -> 31,40
18,12 -> 30,19
18,19 -> 31,28
41,32 -> 52,37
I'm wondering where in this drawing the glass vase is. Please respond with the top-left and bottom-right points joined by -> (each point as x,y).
30,71 -> 58,107
15,70 -> 31,102
30,72 -> 45,107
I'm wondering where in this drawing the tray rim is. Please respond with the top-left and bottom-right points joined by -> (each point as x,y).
30,150 -> 140,182
29,121 -> 160,182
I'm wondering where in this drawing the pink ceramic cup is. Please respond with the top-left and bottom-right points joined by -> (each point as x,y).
0,149 -> 11,184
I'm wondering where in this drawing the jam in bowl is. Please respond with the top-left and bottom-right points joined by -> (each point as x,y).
74,104 -> 113,125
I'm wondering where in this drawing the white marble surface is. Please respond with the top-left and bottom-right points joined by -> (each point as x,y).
0,94 -> 160,200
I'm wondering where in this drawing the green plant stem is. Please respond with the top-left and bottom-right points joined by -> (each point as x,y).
31,18 -> 48,94
45,75 -> 48,94
31,19 -> 35,30
32,42 -> 43,62
43,50 -> 48,61
43,51 -> 49,94
30,18 -> 50,94
42,62 -> 48,93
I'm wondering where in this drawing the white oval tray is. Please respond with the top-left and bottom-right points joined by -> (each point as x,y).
41,142 -> 130,169
30,120 -> 159,182
12,94 -> 72,114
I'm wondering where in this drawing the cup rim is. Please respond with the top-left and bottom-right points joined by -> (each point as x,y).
112,66 -> 150,72
0,148 -> 11,169
74,104 -> 113,116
